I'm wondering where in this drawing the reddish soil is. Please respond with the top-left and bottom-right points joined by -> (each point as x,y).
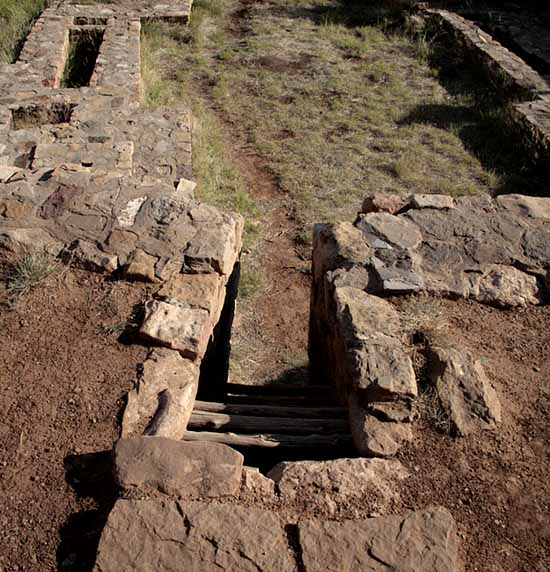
396,298 -> 550,572
0,269 -> 151,571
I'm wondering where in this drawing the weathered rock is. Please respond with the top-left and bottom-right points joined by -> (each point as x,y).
361,192 -> 409,215
0,227 -> 62,255
356,212 -> 423,250
241,466 -> 276,501
312,222 -> 371,281
333,287 -> 417,399
349,394 -> 413,457
368,399 -> 414,423
496,194 -> 550,220
158,272 -> 225,325
334,286 -> 402,339
183,217 -> 243,276
476,265 -> 541,307
93,500 -> 295,572
268,457 -> 408,515
114,437 -> 243,498
410,193 -> 455,210
122,349 -> 199,439
61,239 -> 118,273
298,506 -> 460,572
428,345 -> 502,436
139,300 -> 211,360
124,248 -> 159,283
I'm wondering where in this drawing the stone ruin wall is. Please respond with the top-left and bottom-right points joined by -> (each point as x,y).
0,2 -> 549,571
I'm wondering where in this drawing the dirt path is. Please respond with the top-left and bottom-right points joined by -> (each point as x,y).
196,0 -> 313,387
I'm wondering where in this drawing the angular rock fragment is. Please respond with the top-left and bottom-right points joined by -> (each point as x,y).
476,264 -> 541,307
124,248 -> 159,283
334,287 -> 417,399
93,500 -> 295,572
158,272 -> 225,325
356,212 -> 423,250
361,192 -> 409,215
114,437 -> 243,498
268,457 -> 407,514
139,299 -> 211,360
241,466 -> 276,501
496,194 -> 550,220
428,345 -> 502,436
312,222 -> 371,281
298,506 -> 460,572
410,193 -> 455,210
61,239 -> 118,273
349,393 -> 413,457
122,349 -> 199,439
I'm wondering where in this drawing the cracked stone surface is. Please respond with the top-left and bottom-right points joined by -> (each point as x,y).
94,500 -> 459,572
298,506 -> 460,572
114,437 -> 244,499
93,500 -> 296,572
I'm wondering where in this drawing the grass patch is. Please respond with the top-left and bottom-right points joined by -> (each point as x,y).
142,0 -> 542,241
141,16 -> 257,227
1,249 -> 58,304
0,0 -> 48,63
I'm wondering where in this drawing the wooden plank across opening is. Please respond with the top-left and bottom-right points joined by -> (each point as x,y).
225,383 -> 338,398
194,400 -> 347,419
183,430 -> 353,449
188,410 -> 349,435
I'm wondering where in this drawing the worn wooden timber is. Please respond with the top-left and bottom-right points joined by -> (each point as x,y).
188,410 -> 349,435
194,400 -> 347,419
183,430 -> 353,449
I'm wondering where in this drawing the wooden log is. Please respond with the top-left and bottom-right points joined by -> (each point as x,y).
188,411 -> 349,435
194,400 -> 347,419
224,393 -> 340,407
183,430 -> 353,449
225,383 -> 338,398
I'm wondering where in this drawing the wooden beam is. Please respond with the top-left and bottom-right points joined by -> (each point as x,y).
226,383 -> 338,398
183,430 -> 353,449
194,400 -> 347,419
189,410 -> 349,435
224,393 -> 340,406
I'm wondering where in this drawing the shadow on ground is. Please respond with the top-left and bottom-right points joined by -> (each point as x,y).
57,451 -> 117,572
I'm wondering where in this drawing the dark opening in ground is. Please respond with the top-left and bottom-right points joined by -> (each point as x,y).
11,102 -> 76,130
73,17 -> 108,27
61,27 -> 104,88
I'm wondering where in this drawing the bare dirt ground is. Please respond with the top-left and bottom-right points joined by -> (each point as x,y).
0,270 -> 150,571
396,298 -> 550,572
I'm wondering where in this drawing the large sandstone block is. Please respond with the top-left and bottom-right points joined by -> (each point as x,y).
298,506 -> 460,572
349,393 -> 413,457
158,272 -> 225,325
139,300 -> 211,360
114,437 -> 243,498
268,457 -> 408,514
334,287 -> 417,400
93,500 -> 296,572
122,349 -> 199,439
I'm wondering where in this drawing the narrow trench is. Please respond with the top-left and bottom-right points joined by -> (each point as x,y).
183,1 -> 345,471
61,26 -> 105,88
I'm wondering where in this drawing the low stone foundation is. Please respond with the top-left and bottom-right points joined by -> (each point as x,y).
310,192 -> 548,455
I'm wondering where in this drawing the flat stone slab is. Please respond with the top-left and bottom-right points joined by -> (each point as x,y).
298,506 -> 460,572
93,500 -> 296,572
94,501 -> 460,572
268,457 -> 408,515
315,194 -> 549,308
114,437 -> 244,498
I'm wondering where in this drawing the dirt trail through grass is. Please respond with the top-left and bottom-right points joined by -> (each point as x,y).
141,0 -> 543,387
